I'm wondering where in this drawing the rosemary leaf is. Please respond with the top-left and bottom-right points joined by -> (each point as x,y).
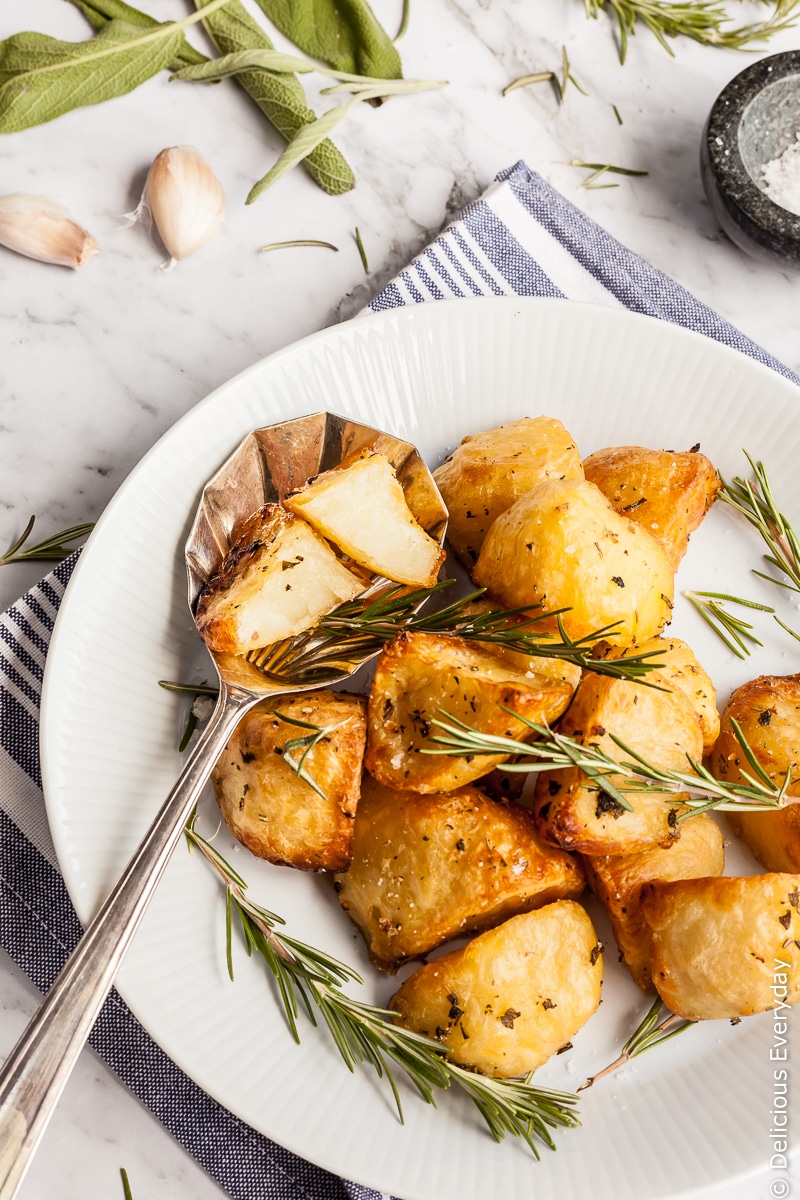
684,590 -> 771,659
120,1167 -> 134,1200
261,239 -> 339,252
1,516 -> 94,564
502,71 -> 556,97
775,615 -> 800,644
193,0 -> 355,197
0,1 -> 230,133
569,159 -> 648,187
579,996 -> 694,1090
612,103 -> 623,124
720,453 -> 800,594
354,226 -> 369,272
185,817 -> 581,1154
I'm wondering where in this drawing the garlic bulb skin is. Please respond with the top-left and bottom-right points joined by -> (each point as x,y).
144,146 -> 225,265
0,194 -> 99,269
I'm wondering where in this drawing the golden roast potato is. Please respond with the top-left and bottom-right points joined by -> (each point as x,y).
285,450 -> 445,587
640,873 -> 800,1020
473,478 -> 674,649
335,776 -> 585,970
629,635 -> 719,753
211,691 -> 367,871
583,444 -> 720,572
532,668 -> 703,856
713,674 -> 800,873
195,504 -> 364,655
365,630 -> 576,792
582,813 -> 725,990
432,416 -> 584,568
389,901 -> 603,1077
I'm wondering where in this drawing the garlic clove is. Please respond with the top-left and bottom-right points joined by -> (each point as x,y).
144,146 -> 225,266
0,194 -> 99,270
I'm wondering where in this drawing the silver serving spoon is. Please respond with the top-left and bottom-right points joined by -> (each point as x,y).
0,411 -> 447,1200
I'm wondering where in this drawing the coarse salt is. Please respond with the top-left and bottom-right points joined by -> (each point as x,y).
761,134 -> 800,216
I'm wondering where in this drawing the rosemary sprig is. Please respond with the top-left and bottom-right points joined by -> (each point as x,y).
683,590 -> 774,660
1,516 -> 95,564
423,709 -> 795,816
354,226 -> 369,272
584,0 -> 800,65
719,453 -> 800,594
578,996 -> 694,1090
271,710 -> 351,800
185,816 -> 581,1155
313,585 -> 666,683
568,159 -> 648,189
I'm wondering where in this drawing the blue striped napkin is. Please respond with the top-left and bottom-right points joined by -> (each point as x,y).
0,161 -> 795,1200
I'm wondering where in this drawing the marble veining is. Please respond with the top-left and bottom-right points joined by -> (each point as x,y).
1,1 -> 799,1196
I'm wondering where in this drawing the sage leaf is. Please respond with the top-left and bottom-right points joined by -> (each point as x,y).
246,105 -> 347,204
251,0 -> 402,79
67,0 -> 208,69
0,2 -> 228,134
193,0 -> 354,197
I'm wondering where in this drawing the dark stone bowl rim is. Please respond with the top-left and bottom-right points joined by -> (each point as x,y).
705,49 -> 800,243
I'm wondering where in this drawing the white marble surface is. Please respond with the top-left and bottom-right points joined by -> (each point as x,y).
1,1 -> 800,1197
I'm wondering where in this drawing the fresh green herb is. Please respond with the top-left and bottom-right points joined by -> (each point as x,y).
569,159 -> 648,188
775,615 -> 800,644
396,0 -> 412,40
578,996 -> 694,1090
260,239 -> 339,252
1,516 -> 94,564
354,226 -> 369,272
583,0 -> 800,64
684,590 -> 774,659
185,815 -> 581,1154
720,453 -> 800,594
0,0 -> 231,134
193,0 -> 355,197
158,679 -> 219,697
270,710 -> 351,800
250,0 -> 402,79
504,46 -> 586,103
423,708 -> 795,816
120,1167 -> 134,1200
612,103 -> 623,124
68,0 -> 208,69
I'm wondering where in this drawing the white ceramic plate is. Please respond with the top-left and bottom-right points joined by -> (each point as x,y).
41,297 -> 800,1200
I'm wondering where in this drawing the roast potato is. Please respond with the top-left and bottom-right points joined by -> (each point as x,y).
628,635 -> 719,753
211,691 -> 367,871
195,504 -> 364,655
335,776 -> 585,970
473,478 -> 674,650
532,668 -> 703,856
365,630 -> 576,793
389,901 -> 603,1077
713,674 -> 800,872
640,873 -> 800,1019
432,417 -> 584,568
285,450 -> 445,587
583,444 -> 720,572
582,813 -> 725,990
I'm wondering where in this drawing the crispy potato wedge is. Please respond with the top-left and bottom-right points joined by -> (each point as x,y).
365,630 -> 576,793
640,873 -> 800,1019
532,669 -> 703,855
713,674 -> 800,872
195,504 -> 364,655
582,813 -> 725,990
285,451 -> 445,587
583,445 -> 720,572
335,776 -> 585,970
628,636 -> 719,753
211,691 -> 366,871
389,902 -> 603,1077
473,478 -> 674,649
432,417 -> 584,568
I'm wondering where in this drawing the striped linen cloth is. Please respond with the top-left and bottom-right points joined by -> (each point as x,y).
0,161 -> 795,1200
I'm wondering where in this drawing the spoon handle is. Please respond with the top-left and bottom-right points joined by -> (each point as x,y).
0,684 -> 252,1200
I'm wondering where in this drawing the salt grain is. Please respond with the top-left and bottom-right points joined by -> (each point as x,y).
761,134 -> 800,216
